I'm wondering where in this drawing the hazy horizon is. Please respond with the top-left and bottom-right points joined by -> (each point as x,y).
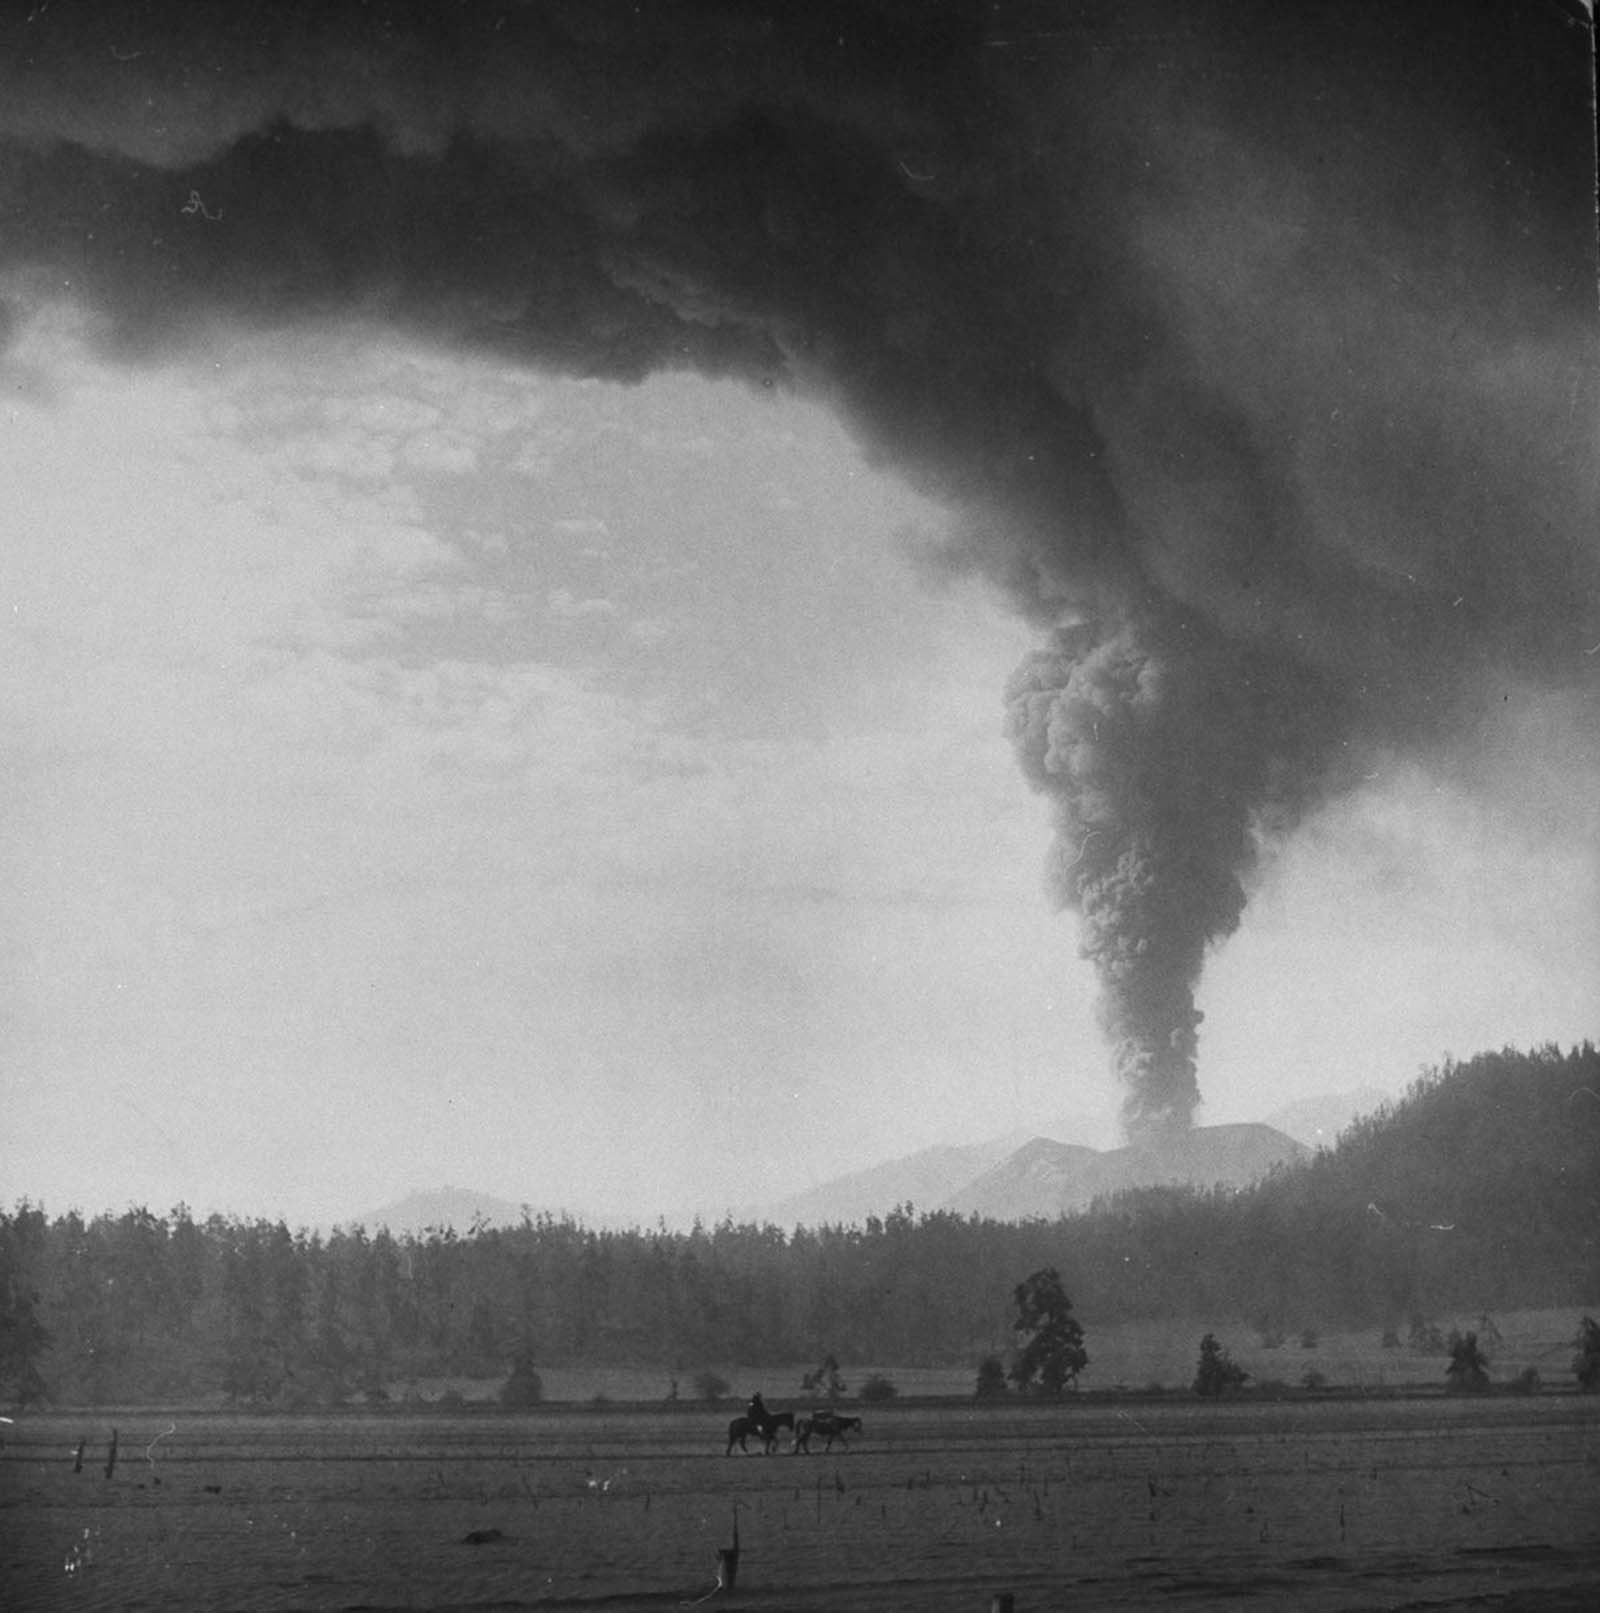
0,1073 -> 1461,1233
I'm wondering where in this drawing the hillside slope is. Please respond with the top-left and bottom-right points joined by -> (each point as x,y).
1059,1043 -> 1600,1325
1262,1087 -> 1391,1149
948,1124 -> 1305,1219
745,1135 -> 1028,1228
1260,1043 -> 1600,1313
343,1187 -> 534,1236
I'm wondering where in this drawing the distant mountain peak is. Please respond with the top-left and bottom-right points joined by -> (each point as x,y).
339,1106 -> 1338,1236
944,1122 -> 1305,1221
732,1117 -> 1307,1229
737,1133 -> 1032,1228
340,1187 -> 534,1236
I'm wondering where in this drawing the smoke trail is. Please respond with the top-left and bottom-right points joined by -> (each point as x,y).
2,1 -> 1594,1138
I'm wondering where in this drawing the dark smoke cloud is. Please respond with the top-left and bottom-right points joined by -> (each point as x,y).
3,0 -> 1594,1141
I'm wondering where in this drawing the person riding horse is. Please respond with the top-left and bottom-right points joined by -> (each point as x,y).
746,1391 -> 769,1434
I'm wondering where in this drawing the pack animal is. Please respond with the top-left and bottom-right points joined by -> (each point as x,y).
793,1412 -> 861,1453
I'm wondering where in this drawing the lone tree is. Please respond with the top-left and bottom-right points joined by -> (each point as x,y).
499,1349 -> 544,1407
692,1369 -> 730,1403
1573,1316 -> 1600,1392
974,1354 -> 1009,1401
1009,1267 -> 1088,1396
1193,1333 -> 1249,1398
1445,1330 -> 1491,1394
801,1353 -> 847,1401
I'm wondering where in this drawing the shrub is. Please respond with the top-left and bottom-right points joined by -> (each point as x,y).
859,1373 -> 899,1403
974,1355 -> 1008,1400
1252,1314 -> 1285,1349
801,1354 -> 847,1401
1193,1333 -> 1249,1398
1444,1330 -> 1491,1395
1407,1314 -> 1446,1355
692,1369 -> 730,1403
500,1354 -> 544,1407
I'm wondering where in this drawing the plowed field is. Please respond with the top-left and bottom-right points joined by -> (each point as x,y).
3,1398 -> 1597,1610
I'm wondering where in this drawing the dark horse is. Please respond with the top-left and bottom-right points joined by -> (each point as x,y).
793,1412 -> 861,1453
725,1410 -> 795,1454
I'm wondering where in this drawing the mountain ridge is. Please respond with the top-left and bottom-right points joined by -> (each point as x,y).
946,1122 -> 1306,1220
341,1186 -> 544,1237
731,1133 -> 1029,1229
341,1091 -> 1377,1234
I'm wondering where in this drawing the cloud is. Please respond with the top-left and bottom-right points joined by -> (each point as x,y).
3,0 -> 1593,1144
402,430 -> 479,475
547,587 -> 617,620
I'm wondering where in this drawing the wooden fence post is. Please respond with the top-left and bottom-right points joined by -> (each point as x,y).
714,1506 -> 741,1592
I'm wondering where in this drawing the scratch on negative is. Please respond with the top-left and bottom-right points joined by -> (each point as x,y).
182,190 -> 222,222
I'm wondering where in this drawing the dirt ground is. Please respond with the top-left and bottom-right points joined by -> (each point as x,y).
2,1397 -> 1597,1611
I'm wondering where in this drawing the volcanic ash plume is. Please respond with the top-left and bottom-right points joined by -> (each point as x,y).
1005,614 -> 1348,1144
1,1 -> 1595,1140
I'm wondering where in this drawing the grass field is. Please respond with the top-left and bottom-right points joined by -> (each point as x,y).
3,1395 -> 1597,1611
384,1306 -> 1590,1407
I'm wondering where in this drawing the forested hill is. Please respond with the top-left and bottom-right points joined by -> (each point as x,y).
1273,1042 -> 1600,1290
2,1043 -> 1595,1407
1099,1042 -> 1600,1328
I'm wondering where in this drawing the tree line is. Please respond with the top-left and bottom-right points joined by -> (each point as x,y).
2,1042 -> 1595,1407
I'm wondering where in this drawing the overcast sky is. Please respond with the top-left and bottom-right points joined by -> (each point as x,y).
2,2 -> 1596,1228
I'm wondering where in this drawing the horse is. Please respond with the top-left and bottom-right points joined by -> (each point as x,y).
725,1410 -> 795,1455
793,1412 -> 861,1453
